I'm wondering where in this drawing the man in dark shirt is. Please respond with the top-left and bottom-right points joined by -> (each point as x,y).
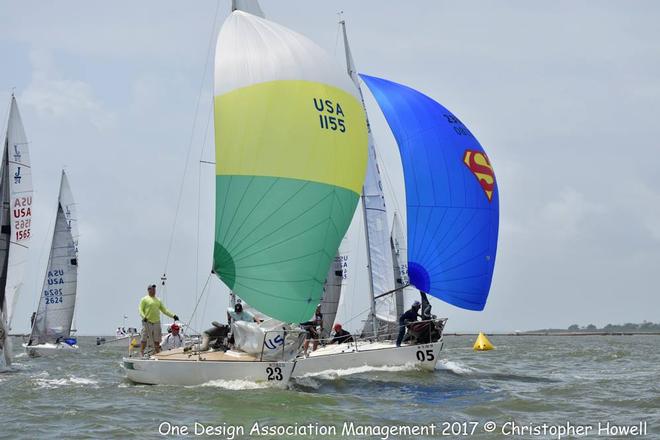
329,323 -> 353,344
396,301 -> 421,347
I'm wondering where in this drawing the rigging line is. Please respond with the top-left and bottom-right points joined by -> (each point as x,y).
374,284 -> 410,300
185,273 -> 212,330
333,12 -> 343,56
30,192 -> 59,318
194,160 -> 202,332
162,0 -> 221,276
376,142 -> 406,222
195,101 -> 214,332
199,277 -> 212,333
1,90 -> 13,139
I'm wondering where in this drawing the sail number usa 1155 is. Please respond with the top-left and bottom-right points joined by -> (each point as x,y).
314,98 -> 346,133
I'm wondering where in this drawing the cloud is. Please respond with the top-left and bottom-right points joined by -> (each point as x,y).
537,187 -> 604,240
21,49 -> 116,131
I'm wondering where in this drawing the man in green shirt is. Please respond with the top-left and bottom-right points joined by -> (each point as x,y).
139,284 -> 179,356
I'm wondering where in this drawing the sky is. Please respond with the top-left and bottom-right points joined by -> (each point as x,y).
1,0 -> 659,335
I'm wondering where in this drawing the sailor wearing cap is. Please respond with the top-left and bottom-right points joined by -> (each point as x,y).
161,322 -> 184,351
396,301 -> 421,347
138,284 -> 179,356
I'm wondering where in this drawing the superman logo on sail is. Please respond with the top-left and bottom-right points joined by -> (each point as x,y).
463,150 -> 495,201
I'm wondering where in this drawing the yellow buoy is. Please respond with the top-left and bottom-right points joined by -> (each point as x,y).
473,332 -> 494,351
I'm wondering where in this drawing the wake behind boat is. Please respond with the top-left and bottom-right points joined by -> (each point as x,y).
123,1 -> 370,387
24,170 -> 80,357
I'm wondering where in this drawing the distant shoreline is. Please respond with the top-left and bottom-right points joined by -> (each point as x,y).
445,332 -> 660,336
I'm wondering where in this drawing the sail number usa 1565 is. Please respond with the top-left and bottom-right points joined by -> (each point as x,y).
12,195 -> 32,241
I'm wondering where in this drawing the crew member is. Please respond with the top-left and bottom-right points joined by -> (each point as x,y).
301,304 -> 323,353
161,323 -> 184,351
226,302 -> 257,324
138,284 -> 179,356
396,301 -> 421,347
329,323 -> 353,344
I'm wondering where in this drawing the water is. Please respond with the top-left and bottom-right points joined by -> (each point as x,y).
1,335 -> 658,439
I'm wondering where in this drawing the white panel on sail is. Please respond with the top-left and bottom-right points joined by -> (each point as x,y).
4,97 -> 32,329
215,12 -> 359,99
320,236 -> 352,338
232,0 -> 265,18
29,171 -> 78,344
333,205 -> 370,334
341,22 -> 396,325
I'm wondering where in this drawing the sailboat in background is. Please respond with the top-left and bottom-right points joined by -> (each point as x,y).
123,3 -> 369,386
24,170 -> 79,356
0,95 -> 33,370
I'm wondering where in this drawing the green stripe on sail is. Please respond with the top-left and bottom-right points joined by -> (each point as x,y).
213,175 -> 359,323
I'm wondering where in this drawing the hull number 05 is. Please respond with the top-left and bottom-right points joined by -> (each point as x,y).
416,349 -> 435,362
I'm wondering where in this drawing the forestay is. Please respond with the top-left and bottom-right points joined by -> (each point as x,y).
212,11 -> 368,323
361,75 -> 499,311
29,171 -> 78,344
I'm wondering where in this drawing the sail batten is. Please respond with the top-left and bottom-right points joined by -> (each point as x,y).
213,12 -> 368,323
361,75 -> 499,311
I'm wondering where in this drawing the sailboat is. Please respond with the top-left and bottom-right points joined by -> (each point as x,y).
294,19 -> 499,377
0,94 -> 33,370
24,170 -> 79,356
123,3 -> 369,386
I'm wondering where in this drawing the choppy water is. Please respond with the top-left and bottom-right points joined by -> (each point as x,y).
1,335 -> 658,439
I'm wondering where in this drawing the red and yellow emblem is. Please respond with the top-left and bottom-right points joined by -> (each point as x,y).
463,150 -> 495,201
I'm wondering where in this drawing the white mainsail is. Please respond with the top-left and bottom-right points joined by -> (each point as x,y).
4,96 -> 33,329
320,236 -> 352,338
390,211 -> 419,314
28,171 -> 78,345
340,21 -> 397,336
0,95 -> 33,366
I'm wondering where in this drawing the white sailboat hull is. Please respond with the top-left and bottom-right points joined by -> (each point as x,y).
23,342 -> 79,357
293,340 -> 443,377
123,355 -> 295,388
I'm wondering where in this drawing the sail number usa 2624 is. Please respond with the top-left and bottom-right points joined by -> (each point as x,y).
44,269 -> 65,305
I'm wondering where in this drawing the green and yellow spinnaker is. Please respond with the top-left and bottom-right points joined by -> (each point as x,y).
213,11 -> 368,323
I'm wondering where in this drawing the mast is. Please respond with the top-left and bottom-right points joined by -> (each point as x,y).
341,19 -> 397,337
340,20 -> 376,337
0,119 -> 9,366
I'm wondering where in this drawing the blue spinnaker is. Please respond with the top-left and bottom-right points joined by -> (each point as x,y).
361,74 -> 499,311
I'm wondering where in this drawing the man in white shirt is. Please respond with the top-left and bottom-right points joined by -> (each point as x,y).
160,322 -> 184,351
